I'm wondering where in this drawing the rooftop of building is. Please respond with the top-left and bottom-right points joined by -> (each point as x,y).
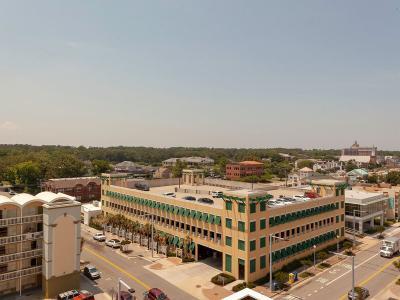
162,157 -> 214,163
227,160 -> 264,166
310,178 -> 346,186
345,190 -> 387,204
0,191 -> 77,208
82,201 -> 102,212
45,176 -> 101,188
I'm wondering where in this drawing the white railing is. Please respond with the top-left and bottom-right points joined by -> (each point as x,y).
0,266 -> 42,282
0,232 -> 43,246
0,249 -> 42,264
0,215 -> 43,226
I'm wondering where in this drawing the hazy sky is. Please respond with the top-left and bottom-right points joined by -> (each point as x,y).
1,1 -> 399,149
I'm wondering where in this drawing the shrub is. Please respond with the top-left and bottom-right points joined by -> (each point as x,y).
316,251 -> 329,261
299,272 -> 314,279
121,240 -> 131,245
281,259 -> 303,272
211,273 -> 236,286
345,249 -> 355,256
273,271 -> 289,283
253,276 -> 269,286
182,257 -> 195,263
393,260 -> 400,270
300,259 -> 313,267
167,251 -> 176,257
384,220 -> 394,227
343,241 -> 353,249
318,262 -> 331,269
232,282 -> 255,292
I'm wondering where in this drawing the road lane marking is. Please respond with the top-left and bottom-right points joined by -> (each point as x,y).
326,253 -> 378,286
83,246 -> 151,290
338,257 -> 396,300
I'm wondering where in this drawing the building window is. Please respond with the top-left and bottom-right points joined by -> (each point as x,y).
250,221 -> 256,232
260,255 -> 266,269
250,240 -> 256,251
341,201 -> 345,208
226,218 -> 232,229
238,203 -> 246,213
225,254 -> 232,272
336,216 -> 339,223
226,236 -> 232,247
341,214 -> 344,222
238,240 -> 245,251
226,201 -> 232,211
260,219 -> 266,230
260,237 -> 266,248
260,201 -> 266,211
250,259 -> 256,273
250,203 -> 256,213
238,221 -> 245,232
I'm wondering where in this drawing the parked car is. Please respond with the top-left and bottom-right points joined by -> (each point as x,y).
197,197 -> 214,204
211,191 -> 223,198
83,265 -> 101,280
135,182 -> 149,191
348,287 -> 370,300
182,196 -> 196,201
93,232 -> 106,242
106,239 -> 121,248
73,290 -> 95,300
119,290 -> 135,300
144,288 -> 169,300
162,192 -> 176,197
293,195 -> 310,201
57,290 -> 80,300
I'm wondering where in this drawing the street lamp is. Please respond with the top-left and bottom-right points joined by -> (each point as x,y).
329,251 -> 355,299
269,233 -> 289,292
313,245 -> 316,269
117,278 -> 135,300
352,209 -> 367,248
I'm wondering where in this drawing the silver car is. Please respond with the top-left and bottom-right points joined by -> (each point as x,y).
106,239 -> 121,248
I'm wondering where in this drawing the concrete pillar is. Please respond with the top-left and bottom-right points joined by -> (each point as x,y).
358,220 -> 363,233
380,214 -> 384,226
370,219 -> 374,228
194,244 -> 198,261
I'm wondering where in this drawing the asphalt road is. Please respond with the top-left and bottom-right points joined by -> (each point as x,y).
279,227 -> 400,300
81,229 -> 197,300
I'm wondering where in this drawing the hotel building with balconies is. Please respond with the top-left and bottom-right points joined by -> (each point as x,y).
101,172 -> 346,283
0,192 -> 81,298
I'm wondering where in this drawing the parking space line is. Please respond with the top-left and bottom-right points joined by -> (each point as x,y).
83,246 -> 151,290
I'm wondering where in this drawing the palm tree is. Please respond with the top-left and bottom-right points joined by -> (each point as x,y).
143,223 -> 152,250
182,235 -> 192,259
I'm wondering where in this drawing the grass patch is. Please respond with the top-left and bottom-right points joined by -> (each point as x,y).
211,273 -> 236,286
299,271 -> 315,279
232,282 -> 256,292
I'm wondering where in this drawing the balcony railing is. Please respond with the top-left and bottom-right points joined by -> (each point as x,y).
0,215 -> 43,226
0,249 -> 42,264
0,266 -> 42,282
0,232 -> 43,246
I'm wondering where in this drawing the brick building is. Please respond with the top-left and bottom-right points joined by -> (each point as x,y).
226,161 -> 264,180
42,177 -> 101,203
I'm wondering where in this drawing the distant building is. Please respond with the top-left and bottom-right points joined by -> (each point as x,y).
81,200 -> 102,225
345,190 -> 387,233
313,160 -> 342,172
162,157 -> 214,168
278,153 -> 295,161
114,161 -> 144,173
287,167 -> 315,187
42,177 -> 101,203
225,161 -> 264,180
153,167 -> 172,179
347,168 -> 369,183
340,141 -> 380,167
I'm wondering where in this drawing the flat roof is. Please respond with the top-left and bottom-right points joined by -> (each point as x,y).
345,190 -> 384,200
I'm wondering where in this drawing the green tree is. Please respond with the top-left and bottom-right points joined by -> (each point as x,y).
92,159 -> 111,175
11,161 -> 41,186
367,174 -> 378,184
345,161 -> 358,172
297,160 -> 314,169
386,171 -> 400,185
172,159 -> 187,178
273,271 -> 289,284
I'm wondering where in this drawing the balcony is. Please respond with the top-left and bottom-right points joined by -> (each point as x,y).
0,232 -> 43,246
0,249 -> 42,264
0,215 -> 43,227
0,266 -> 42,282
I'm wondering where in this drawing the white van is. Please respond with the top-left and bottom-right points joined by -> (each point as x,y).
211,191 -> 223,198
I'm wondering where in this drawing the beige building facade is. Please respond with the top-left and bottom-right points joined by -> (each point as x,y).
101,173 -> 345,283
0,192 -> 81,298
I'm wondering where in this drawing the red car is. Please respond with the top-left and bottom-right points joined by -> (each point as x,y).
73,290 -> 95,300
144,288 -> 169,300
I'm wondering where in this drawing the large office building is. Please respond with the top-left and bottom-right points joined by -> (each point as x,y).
0,192 -> 81,298
226,161 -> 265,180
101,171 -> 345,282
340,141 -> 380,166
42,177 -> 101,203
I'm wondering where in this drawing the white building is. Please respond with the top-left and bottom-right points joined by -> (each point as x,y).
162,157 -> 214,168
345,190 -> 387,233
81,201 -> 102,225
313,160 -> 342,172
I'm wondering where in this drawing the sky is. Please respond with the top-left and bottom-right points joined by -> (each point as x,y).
0,1 -> 399,150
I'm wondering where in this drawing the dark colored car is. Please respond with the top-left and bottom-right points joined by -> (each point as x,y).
348,287 -> 370,300
83,265 -> 101,280
135,182 -> 150,191
57,290 -> 80,300
197,197 -> 214,204
183,196 -> 196,201
144,288 -> 169,300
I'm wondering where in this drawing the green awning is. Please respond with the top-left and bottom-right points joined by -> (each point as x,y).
180,208 -> 185,216
208,215 -> 215,224
178,239 -> 184,248
190,210 -> 196,218
185,209 -> 191,217
168,235 -> 174,243
215,216 -> 221,225
196,211 -> 202,220
201,213 -> 208,222
172,236 -> 179,246
174,206 -> 179,214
